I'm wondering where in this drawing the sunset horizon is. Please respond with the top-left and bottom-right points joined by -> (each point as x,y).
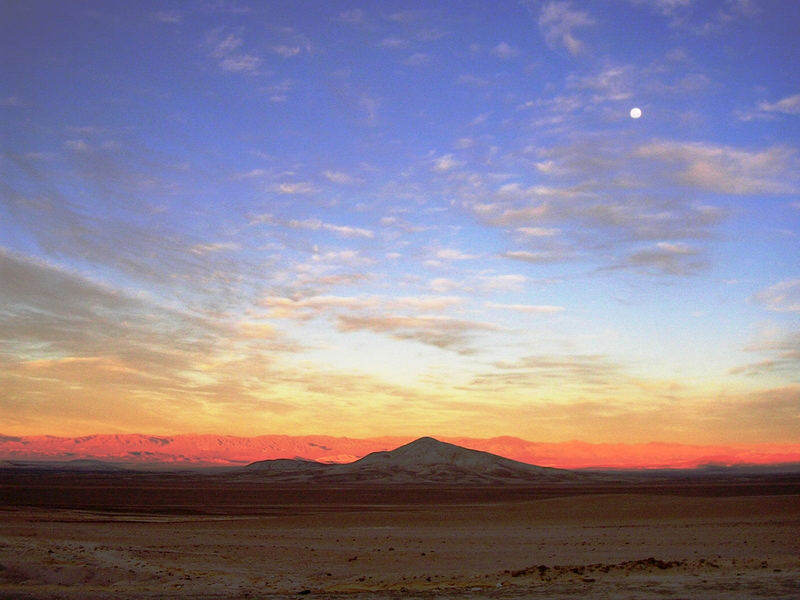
3,431 -> 800,470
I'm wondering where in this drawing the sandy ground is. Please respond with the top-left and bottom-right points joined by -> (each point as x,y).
1,490 -> 798,599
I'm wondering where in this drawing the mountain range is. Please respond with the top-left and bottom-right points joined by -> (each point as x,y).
2,433 -> 799,469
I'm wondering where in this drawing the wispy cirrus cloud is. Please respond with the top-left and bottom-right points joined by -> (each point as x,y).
537,1 -> 596,56
219,54 -> 261,72
249,214 -> 373,239
457,74 -> 489,87
287,218 -> 374,239
753,279 -> 800,313
0,251 -> 428,434
618,242 -> 707,276
334,9 -> 366,25
758,93 -> 800,115
635,141 -> 799,194
206,30 -> 262,73
0,248 -> 224,380
491,41 -> 519,60
378,37 -> 410,49
435,248 -> 478,261
501,249 -> 574,264
517,227 -> 560,237
189,242 -> 241,255
468,354 -> 627,391
454,134 -> 786,276
401,52 -> 430,66
337,314 -> 496,354
274,181 -> 316,194
738,93 -> 800,121
731,325 -> 800,379
323,169 -> 363,184
262,294 -> 462,321
485,302 -> 564,313
432,153 -> 463,172
1,152 -> 247,302
273,45 -> 302,57
152,10 -> 181,24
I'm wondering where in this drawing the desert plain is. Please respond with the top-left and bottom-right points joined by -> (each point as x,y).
1,469 -> 799,600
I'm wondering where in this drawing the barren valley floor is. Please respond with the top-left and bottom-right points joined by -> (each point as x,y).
1,473 -> 798,599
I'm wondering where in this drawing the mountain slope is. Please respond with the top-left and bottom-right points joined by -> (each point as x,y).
245,437 -> 582,484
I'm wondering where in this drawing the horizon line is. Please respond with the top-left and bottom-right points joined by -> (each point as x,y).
2,433 -> 800,471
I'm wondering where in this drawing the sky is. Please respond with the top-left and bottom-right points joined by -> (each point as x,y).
1,0 -> 798,445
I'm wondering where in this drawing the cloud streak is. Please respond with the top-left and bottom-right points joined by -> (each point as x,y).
538,1 -> 595,56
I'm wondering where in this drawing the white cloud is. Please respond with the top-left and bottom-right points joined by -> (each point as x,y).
622,242 -> 705,275
641,0 -> 692,17
275,182 -> 316,194
153,10 -> 181,23
189,242 -> 240,255
758,93 -> 800,115
432,153 -> 463,172
568,65 -> 634,103
248,213 -> 273,225
538,1 -> 595,56
273,45 -> 302,57
388,9 -> 426,23
323,170 -> 361,184
219,54 -> 261,72
337,314 -> 496,354
310,249 -> 372,266
753,279 -> 800,312
485,302 -> 564,313
334,9 -> 365,24
378,37 -> 409,49
233,168 -> 267,180
635,141 -> 799,194
435,248 -> 478,260
517,227 -> 560,237
285,218 -> 374,239
322,224 -> 374,239
206,31 -> 265,73
457,74 -> 489,87
458,136 -> 742,277
731,324 -> 800,378
502,250 -> 571,263
491,42 -> 519,60
468,112 -> 491,127
480,274 -> 527,291
429,278 -> 462,293
263,293 -> 462,323
390,296 -> 462,311
210,33 -> 243,58
402,53 -> 430,66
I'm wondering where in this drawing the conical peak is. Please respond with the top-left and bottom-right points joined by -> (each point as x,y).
395,437 -> 456,454
407,436 -> 442,446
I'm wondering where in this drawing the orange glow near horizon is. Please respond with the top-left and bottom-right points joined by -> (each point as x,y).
2,434 -> 799,470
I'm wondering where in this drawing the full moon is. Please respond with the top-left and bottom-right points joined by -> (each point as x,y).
630,107 -> 642,119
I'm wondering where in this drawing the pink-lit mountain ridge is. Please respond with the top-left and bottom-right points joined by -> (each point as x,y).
2,433 -> 799,470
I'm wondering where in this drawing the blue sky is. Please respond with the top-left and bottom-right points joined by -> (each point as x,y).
1,0 -> 798,442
